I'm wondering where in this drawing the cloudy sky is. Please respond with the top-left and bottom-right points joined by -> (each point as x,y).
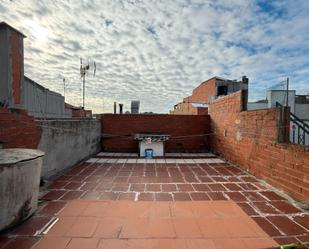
1,0 -> 308,113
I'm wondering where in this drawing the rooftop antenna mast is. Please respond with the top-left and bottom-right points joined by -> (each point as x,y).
63,78 -> 66,99
80,57 -> 96,109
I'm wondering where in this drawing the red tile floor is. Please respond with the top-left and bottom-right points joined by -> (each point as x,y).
0,153 -> 308,249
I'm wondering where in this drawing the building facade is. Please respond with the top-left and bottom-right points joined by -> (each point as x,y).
170,76 -> 248,115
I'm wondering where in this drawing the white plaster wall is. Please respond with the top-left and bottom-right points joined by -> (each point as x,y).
139,141 -> 164,157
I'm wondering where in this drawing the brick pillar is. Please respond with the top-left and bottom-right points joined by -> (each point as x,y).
0,22 -> 26,109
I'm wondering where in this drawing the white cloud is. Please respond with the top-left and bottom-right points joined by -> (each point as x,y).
1,0 -> 308,112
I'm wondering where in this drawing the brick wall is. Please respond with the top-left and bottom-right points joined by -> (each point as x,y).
191,77 -> 216,103
101,114 -> 210,153
10,31 -> 23,105
0,107 -> 41,149
209,91 -> 309,202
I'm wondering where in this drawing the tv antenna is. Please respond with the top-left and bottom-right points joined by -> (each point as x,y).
80,57 -> 96,109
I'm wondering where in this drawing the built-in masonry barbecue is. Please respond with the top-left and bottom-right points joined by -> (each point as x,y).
134,133 -> 170,158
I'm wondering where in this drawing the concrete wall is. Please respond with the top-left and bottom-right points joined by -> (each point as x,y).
0,23 -> 25,109
37,119 -> 101,178
24,77 -> 71,118
267,90 -> 296,113
295,104 -> 309,120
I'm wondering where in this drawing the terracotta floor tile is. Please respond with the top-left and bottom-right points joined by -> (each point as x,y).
97,239 -> 127,249
208,183 -> 227,191
274,236 -> 299,245
251,217 -> 282,237
65,238 -> 99,249
48,180 -> 69,189
103,202 -> 133,218
58,200 -> 89,217
238,183 -> 258,191
296,234 -> 309,243
267,216 -> 307,236
155,193 -> 173,201
146,184 -> 161,192
145,202 -> 171,219
3,238 -> 39,249
96,182 -> 113,191
172,218 -> 203,238
173,192 -> 192,201
251,201 -> 280,214
241,191 -> 266,202
10,216 -> 52,236
65,217 -> 100,237
123,202 -> 153,218
242,238 -> 278,249
177,184 -> 194,191
148,218 -> 176,238
120,218 -> 149,238
190,203 -> 218,219
37,201 -> 66,216
82,201 -> 108,217
259,191 -> 285,201
224,217 -> 263,238
118,192 -> 136,200
138,193 -> 155,201
130,184 -> 145,192
225,191 -> 247,202
223,183 -> 242,191
198,176 -> 214,183
64,181 -> 84,190
143,239 -> 187,249
161,184 -> 177,192
32,237 -> 70,249
60,191 -> 84,200
197,218 -> 230,238
270,201 -> 302,214
213,238 -> 247,249
80,182 -> 98,191
190,192 -> 210,200
210,201 -> 242,218
112,184 -> 130,192
93,217 -> 124,238
294,215 -> 309,230
113,177 -> 129,183
41,190 -> 67,200
241,176 -> 258,182
192,184 -> 211,191
207,192 -> 227,200
170,202 -> 194,218
80,190 -> 102,200
99,192 -> 120,200
126,239 -> 151,249
185,239 -> 217,249
46,217 -> 76,236
212,176 -> 228,182
236,202 -> 259,216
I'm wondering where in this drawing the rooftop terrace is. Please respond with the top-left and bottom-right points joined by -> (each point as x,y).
0,153 -> 308,249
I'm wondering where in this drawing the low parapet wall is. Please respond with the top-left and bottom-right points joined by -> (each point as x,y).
101,114 -> 211,153
209,91 -> 309,202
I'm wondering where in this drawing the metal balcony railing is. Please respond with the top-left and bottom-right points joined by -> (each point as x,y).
276,102 -> 309,145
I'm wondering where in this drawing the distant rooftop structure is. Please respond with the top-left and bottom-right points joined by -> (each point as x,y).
131,100 -> 140,114
170,76 -> 248,115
